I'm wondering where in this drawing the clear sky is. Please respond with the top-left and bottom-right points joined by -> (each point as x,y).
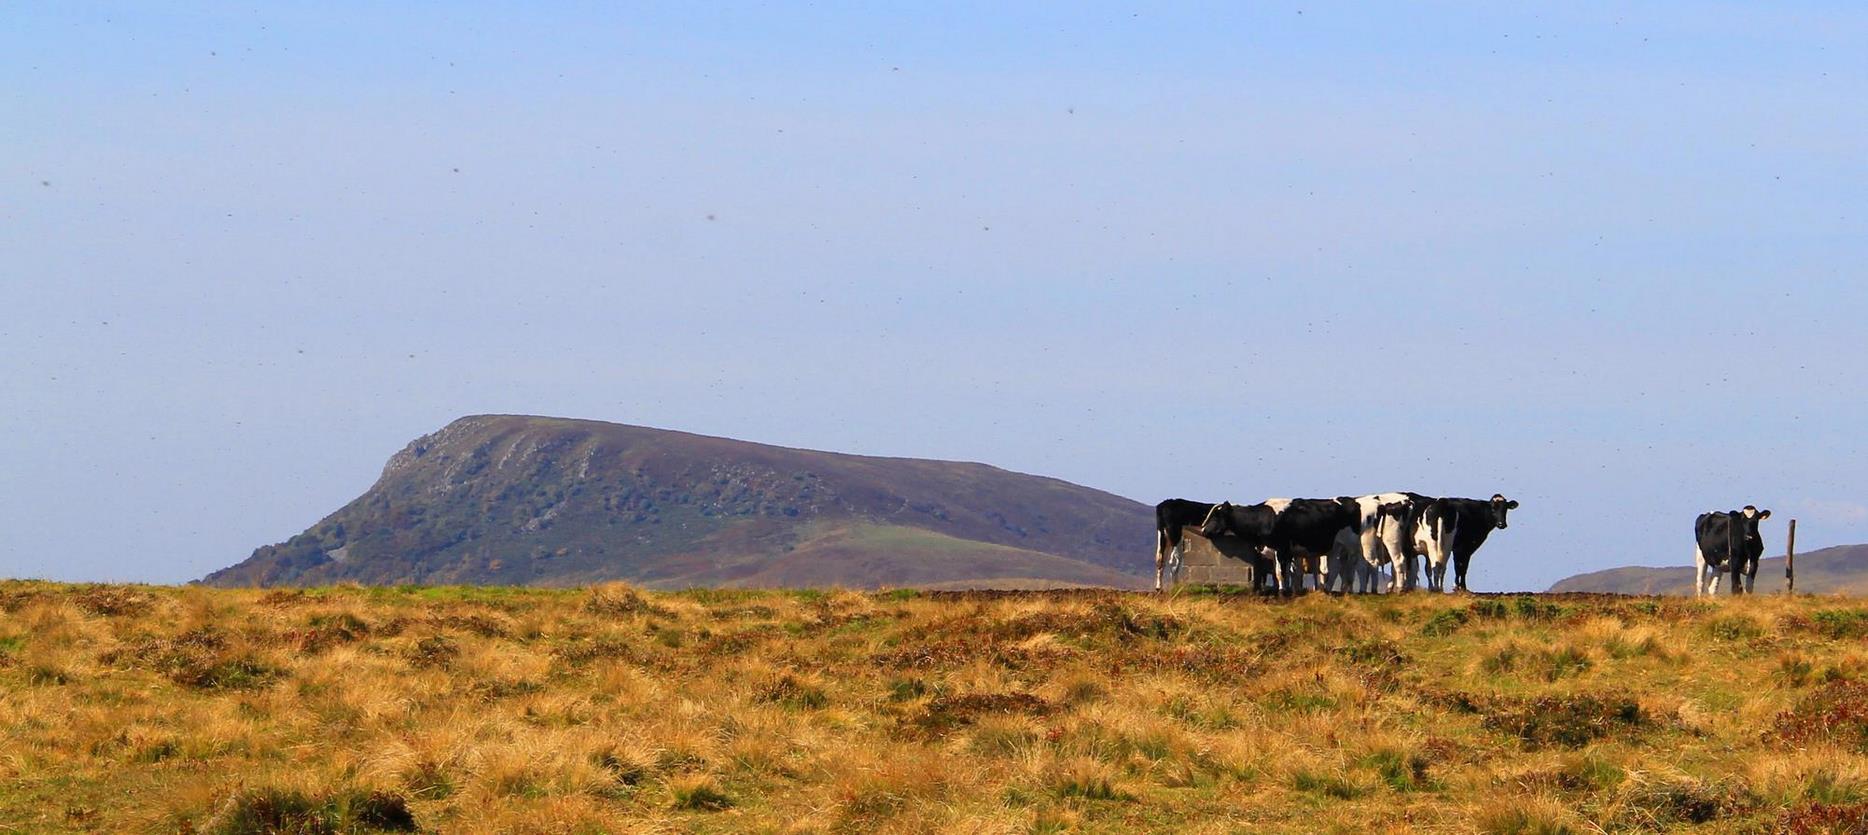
5,3 -> 1865,590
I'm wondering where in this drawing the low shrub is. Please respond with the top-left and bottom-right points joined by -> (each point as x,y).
1771,680 -> 1868,752
201,788 -> 416,834
1482,693 -> 1649,750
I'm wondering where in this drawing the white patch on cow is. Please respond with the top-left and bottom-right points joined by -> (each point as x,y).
1416,509 -> 1456,593
1352,493 -> 1419,593
1693,546 -> 1706,598
1262,498 -> 1294,515
1743,506 -> 1758,518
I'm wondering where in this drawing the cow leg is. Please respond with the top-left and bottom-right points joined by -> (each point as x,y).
1693,547 -> 1705,598
1154,530 -> 1166,592
1729,557 -> 1746,597
1453,549 -> 1473,593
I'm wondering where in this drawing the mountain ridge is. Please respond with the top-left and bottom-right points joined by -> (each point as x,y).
202,414 -> 1153,589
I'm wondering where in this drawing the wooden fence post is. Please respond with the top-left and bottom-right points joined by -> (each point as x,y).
1786,519 -> 1798,595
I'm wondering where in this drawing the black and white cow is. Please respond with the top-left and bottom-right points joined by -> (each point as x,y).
1694,506 -> 1771,596
1414,494 -> 1519,592
1204,497 -> 1361,594
1345,492 -> 1434,593
1154,499 -> 1218,591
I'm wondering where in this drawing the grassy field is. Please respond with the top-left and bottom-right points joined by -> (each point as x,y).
6,583 -> 1868,833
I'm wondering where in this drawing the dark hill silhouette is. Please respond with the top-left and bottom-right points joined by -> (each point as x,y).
202,415 -> 1151,589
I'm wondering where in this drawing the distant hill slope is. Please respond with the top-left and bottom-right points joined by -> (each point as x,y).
202,415 -> 1152,589
1548,544 -> 1868,595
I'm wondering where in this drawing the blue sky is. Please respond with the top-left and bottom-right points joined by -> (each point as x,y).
4,3 -> 1865,589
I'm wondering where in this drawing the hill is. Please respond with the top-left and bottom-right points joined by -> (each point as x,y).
1548,544 -> 1868,594
9,582 -> 1868,832
202,415 -> 1151,589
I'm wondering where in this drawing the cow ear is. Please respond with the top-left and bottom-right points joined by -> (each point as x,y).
1506,500 -> 1520,510
1759,509 -> 1772,520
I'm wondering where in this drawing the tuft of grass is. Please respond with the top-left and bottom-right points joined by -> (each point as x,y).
201,788 -> 417,834
758,673 -> 829,710
668,775 -> 734,811
1051,759 -> 1130,802
1292,769 -> 1369,800
1474,800 -> 1577,835
1362,748 -> 1435,793
1779,653 -> 1819,688
1709,614 -> 1765,641
1422,608 -> 1470,637
1536,646 -> 1593,682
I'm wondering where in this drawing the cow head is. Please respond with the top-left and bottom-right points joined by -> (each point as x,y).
1490,494 -> 1520,529
1335,496 -> 1362,522
1736,505 -> 1772,547
1198,502 -> 1233,538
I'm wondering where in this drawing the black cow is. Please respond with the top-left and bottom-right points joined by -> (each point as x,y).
1414,494 -> 1519,592
1694,506 -> 1771,596
1154,499 -> 1217,591
1205,498 -> 1361,594
1195,500 -> 1283,591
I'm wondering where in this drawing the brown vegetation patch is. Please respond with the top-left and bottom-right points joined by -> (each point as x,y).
1778,801 -> 1868,835
873,637 -> 1050,670
290,613 -> 369,654
1477,692 -> 1652,749
695,625 -> 780,656
911,692 -> 1053,737
1608,775 -> 1756,829
758,673 -> 830,709
100,627 -> 278,690
429,612 -> 514,639
405,635 -> 460,669
1771,680 -> 1868,752
72,586 -> 155,617
583,584 -> 670,618
201,787 -> 417,834
552,636 -> 639,666
257,589 -> 311,607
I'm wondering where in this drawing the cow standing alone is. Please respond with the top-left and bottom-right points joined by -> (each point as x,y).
1694,506 -> 1771,596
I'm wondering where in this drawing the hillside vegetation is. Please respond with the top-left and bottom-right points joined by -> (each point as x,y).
8,583 -> 1868,833
204,415 -> 1150,590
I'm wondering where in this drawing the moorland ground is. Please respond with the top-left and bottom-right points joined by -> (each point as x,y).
5,582 -> 1868,833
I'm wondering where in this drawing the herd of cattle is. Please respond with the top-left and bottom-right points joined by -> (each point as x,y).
1153,493 -> 1776,597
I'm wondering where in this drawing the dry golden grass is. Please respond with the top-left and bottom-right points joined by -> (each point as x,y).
5,581 -> 1868,833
